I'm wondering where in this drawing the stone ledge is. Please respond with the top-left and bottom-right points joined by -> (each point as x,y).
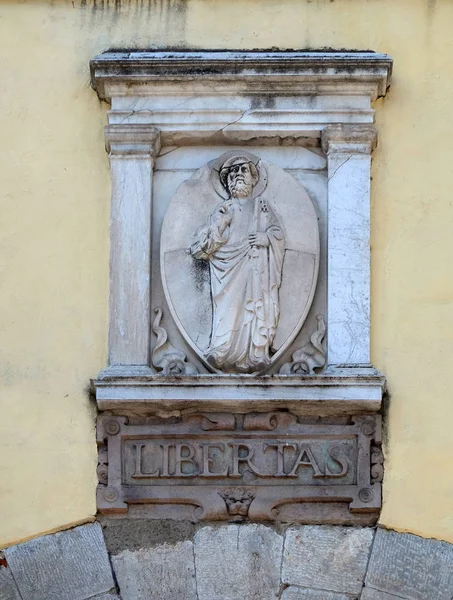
93,368 -> 385,417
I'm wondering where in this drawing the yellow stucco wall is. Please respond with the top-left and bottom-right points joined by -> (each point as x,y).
1,0 -> 452,547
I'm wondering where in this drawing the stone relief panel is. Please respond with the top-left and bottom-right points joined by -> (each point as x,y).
160,150 -> 320,375
92,53 -> 391,527
97,413 -> 382,524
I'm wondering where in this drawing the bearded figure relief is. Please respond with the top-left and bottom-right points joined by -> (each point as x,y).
190,156 -> 285,373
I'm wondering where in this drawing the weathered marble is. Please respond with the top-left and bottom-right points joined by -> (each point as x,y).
106,126 -> 160,367
322,125 -> 377,366
161,150 -> 319,374
91,52 -> 393,140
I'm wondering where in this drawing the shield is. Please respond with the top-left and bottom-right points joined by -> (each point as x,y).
160,151 -> 320,374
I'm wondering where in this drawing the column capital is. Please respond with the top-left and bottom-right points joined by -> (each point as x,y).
322,124 -> 377,155
105,124 -> 161,158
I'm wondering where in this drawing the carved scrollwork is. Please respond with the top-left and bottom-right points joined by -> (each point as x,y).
192,413 -> 236,431
151,308 -> 198,376
219,488 -> 255,518
371,445 -> 384,483
279,315 -> 326,375
97,446 -> 108,485
243,412 -> 298,431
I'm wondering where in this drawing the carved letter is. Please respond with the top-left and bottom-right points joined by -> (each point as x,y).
200,443 -> 228,477
174,443 -> 198,477
160,444 -> 170,477
325,449 -> 349,478
287,444 -> 324,478
229,443 -> 262,477
131,444 -> 160,478
264,443 -> 297,476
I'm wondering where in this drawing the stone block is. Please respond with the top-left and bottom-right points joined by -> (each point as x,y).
194,524 -> 283,600
0,565 -> 21,600
282,526 -> 374,595
101,518 -> 196,554
88,594 -> 122,600
361,588 -> 402,599
282,586 -> 354,600
4,523 -> 115,600
365,528 -> 453,600
111,541 -> 197,600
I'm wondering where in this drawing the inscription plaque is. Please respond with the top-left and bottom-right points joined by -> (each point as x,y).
97,412 -> 382,522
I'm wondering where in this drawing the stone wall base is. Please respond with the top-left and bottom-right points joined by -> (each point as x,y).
1,521 -> 453,600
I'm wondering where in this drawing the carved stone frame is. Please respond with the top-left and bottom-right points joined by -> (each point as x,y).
97,413 -> 383,522
90,51 -> 391,413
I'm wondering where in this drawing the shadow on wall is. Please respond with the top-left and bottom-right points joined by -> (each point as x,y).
74,0 -> 189,49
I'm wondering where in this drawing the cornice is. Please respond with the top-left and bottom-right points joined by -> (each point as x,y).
91,51 -> 393,102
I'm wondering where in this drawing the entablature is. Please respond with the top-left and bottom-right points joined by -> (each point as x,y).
91,51 -> 392,144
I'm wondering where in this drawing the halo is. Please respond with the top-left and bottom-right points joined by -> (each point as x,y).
209,150 -> 268,199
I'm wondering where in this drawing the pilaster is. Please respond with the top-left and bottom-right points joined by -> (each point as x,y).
106,125 -> 160,366
322,124 -> 377,366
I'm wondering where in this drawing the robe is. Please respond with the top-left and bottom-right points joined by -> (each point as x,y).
190,195 -> 284,373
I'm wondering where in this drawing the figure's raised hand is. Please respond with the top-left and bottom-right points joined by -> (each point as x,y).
249,232 -> 269,247
218,200 -> 232,215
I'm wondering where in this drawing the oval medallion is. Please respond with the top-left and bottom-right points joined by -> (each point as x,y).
161,150 -> 320,374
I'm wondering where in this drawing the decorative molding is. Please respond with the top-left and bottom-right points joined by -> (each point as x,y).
371,445 -> 384,483
105,124 -> 161,157
280,315 -> 326,375
322,124 -> 378,155
91,51 -> 392,102
91,51 -> 392,144
151,308 -> 198,376
92,368 -> 385,416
